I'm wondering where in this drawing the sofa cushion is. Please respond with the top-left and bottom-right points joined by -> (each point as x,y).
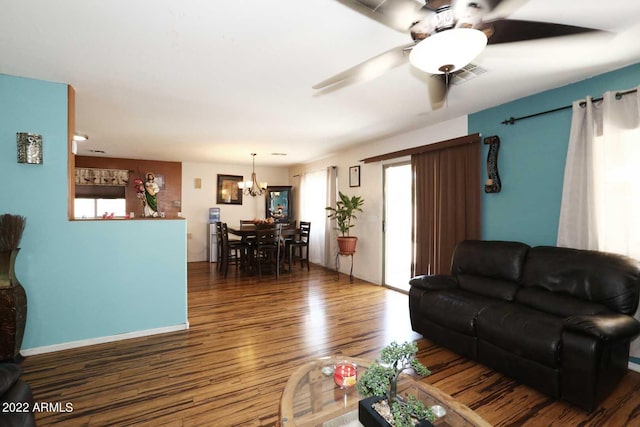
477,302 -> 562,368
452,240 -> 530,282
419,289 -> 498,336
458,274 -> 519,301
516,287 -> 611,318
522,246 -> 640,315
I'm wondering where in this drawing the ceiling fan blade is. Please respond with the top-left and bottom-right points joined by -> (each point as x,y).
312,42 -> 415,90
485,19 -> 603,44
335,0 -> 431,32
427,73 -> 449,110
480,0 -> 530,21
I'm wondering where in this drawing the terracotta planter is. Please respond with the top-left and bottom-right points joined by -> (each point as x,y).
337,236 -> 358,254
0,249 -> 27,362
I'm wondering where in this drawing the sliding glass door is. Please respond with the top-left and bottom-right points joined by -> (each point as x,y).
383,162 -> 412,292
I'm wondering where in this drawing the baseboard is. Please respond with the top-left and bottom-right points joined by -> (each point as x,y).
629,359 -> 640,373
21,322 -> 190,356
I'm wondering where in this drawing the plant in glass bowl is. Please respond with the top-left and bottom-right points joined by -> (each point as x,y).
357,341 -> 435,427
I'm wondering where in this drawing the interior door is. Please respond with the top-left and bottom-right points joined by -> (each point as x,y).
383,162 -> 412,292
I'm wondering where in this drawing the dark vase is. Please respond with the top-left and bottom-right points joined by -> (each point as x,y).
0,249 -> 28,361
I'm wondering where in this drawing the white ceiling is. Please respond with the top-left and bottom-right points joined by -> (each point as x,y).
1,0 -> 640,166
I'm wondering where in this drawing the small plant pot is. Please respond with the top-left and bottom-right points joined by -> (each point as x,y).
358,395 -> 435,427
337,236 -> 358,254
359,396 -> 391,427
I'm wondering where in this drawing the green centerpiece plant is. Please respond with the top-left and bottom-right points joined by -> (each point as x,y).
357,341 -> 435,427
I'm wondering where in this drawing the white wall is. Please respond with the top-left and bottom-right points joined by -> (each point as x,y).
182,161 -> 290,262
289,116 -> 468,284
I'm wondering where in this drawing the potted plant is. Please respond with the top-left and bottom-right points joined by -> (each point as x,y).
0,213 -> 27,361
325,191 -> 364,254
357,341 -> 435,427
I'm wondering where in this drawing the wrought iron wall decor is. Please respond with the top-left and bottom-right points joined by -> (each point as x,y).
16,132 -> 43,164
484,135 -> 501,193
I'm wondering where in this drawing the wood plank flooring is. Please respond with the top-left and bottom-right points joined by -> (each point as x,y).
20,262 -> 640,426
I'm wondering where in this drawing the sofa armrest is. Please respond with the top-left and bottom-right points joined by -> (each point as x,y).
409,274 -> 458,291
563,313 -> 640,341
0,364 -> 23,396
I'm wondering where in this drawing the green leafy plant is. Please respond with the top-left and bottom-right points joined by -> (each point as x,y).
357,341 -> 434,427
325,192 -> 364,236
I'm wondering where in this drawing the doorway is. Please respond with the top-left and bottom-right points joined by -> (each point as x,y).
383,162 -> 412,292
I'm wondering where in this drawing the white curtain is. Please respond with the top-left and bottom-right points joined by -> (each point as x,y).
558,87 -> 640,258
325,166 -> 338,266
300,167 -> 335,267
557,86 -> 640,359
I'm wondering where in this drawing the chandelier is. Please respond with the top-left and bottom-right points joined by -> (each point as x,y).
238,153 -> 267,197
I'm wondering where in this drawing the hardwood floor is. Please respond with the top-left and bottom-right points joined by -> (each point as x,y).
21,262 -> 640,426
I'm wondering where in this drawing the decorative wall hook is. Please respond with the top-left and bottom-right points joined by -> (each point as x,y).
484,135 -> 501,193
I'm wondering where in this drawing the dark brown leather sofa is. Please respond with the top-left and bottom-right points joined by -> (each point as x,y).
0,364 -> 35,427
409,240 -> 640,411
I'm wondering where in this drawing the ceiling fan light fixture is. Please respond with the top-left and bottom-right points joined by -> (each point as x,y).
409,28 -> 487,75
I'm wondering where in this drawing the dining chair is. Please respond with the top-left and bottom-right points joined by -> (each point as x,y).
219,222 -> 251,278
288,221 -> 310,271
215,221 -> 243,271
253,225 -> 283,279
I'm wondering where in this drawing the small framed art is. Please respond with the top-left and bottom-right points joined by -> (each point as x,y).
349,165 -> 360,188
216,174 -> 243,205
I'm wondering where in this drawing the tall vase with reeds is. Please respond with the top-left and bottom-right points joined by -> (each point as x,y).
0,214 -> 27,362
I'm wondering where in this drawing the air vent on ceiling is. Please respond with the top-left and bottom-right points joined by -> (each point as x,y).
451,63 -> 488,85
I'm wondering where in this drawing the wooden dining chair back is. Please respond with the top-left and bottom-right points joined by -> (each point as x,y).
220,222 -> 250,278
288,221 -> 311,271
215,221 -> 224,271
254,225 -> 283,279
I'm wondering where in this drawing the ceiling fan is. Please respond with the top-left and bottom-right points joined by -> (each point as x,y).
313,0 -> 601,109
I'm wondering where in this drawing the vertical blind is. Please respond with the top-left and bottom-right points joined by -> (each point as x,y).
412,137 -> 481,275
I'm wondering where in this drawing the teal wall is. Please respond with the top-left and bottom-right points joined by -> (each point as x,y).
0,74 -> 188,350
470,62 -> 640,246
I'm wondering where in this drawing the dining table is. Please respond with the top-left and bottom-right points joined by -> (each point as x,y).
227,224 -> 298,275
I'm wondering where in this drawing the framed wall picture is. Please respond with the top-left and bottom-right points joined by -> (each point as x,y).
349,165 -> 360,187
265,186 -> 292,223
216,174 -> 243,205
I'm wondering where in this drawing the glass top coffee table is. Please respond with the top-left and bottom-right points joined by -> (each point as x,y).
279,356 -> 492,427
